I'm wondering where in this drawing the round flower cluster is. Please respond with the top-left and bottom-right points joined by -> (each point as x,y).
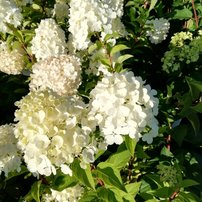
14,90 -> 88,176
68,0 -> 125,50
170,31 -> 193,47
0,0 -> 22,33
86,71 -> 159,145
41,185 -> 84,202
0,41 -> 24,75
146,18 -> 170,44
31,18 -> 67,61
0,124 -> 21,177
29,55 -> 81,96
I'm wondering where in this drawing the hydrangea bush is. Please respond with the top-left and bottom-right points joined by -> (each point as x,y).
0,0 -> 202,201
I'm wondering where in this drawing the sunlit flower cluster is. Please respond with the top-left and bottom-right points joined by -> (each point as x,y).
0,124 -> 21,177
146,18 -> 170,44
68,0 -> 125,50
86,71 -> 159,145
0,0 -> 22,33
14,90 -> 89,176
41,185 -> 84,202
29,55 -> 81,96
31,18 -> 67,61
170,31 -> 193,47
0,41 -> 24,75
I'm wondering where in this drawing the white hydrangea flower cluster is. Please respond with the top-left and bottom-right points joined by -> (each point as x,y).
68,0 -> 125,50
86,71 -> 159,145
52,1 -> 69,21
29,55 -> 81,96
0,0 -> 22,33
31,18 -> 67,61
41,185 -> 84,202
0,124 -> 22,177
170,31 -> 193,47
0,41 -> 24,75
14,90 -> 89,176
146,18 -> 170,44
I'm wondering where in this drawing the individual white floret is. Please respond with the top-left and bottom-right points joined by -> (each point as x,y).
14,90 -> 89,176
0,124 -> 22,177
0,0 -> 22,33
146,18 -> 170,44
29,54 -> 81,96
31,18 -> 67,61
0,41 -> 24,75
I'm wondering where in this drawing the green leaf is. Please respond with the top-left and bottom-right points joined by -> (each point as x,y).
136,144 -> 150,159
117,54 -> 133,64
153,187 -> 174,198
173,8 -> 193,20
106,144 -> 131,170
186,76 -> 202,99
160,146 -> 174,157
172,124 -> 188,146
31,181 -> 41,202
78,191 -> 99,202
187,113 -> 200,135
51,173 -> 78,191
97,187 -> 118,202
88,43 -> 98,54
125,182 -> 141,196
110,44 -> 130,57
191,102 -> 202,113
149,0 -> 157,12
125,136 -> 137,157
100,58 -> 111,67
71,159 -> 95,190
179,179 -> 199,188
96,162 -> 126,191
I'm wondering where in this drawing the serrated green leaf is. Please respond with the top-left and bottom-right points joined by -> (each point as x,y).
31,180 -> 41,202
173,8 -> 193,20
110,44 -> 130,57
125,136 -> 137,157
179,179 -> 199,188
71,159 -> 95,190
106,144 -> 131,170
117,54 -> 133,64
96,162 -> 126,191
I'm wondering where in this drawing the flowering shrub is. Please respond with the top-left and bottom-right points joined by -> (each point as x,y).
0,0 -> 202,201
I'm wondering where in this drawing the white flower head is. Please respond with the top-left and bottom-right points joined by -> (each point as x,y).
146,18 -> 170,44
0,0 -> 22,33
14,90 -> 88,176
31,18 -> 67,61
68,0 -> 125,50
29,54 -> 81,96
86,71 -> 159,145
0,41 -> 24,75
41,184 -> 84,202
0,124 -> 22,177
